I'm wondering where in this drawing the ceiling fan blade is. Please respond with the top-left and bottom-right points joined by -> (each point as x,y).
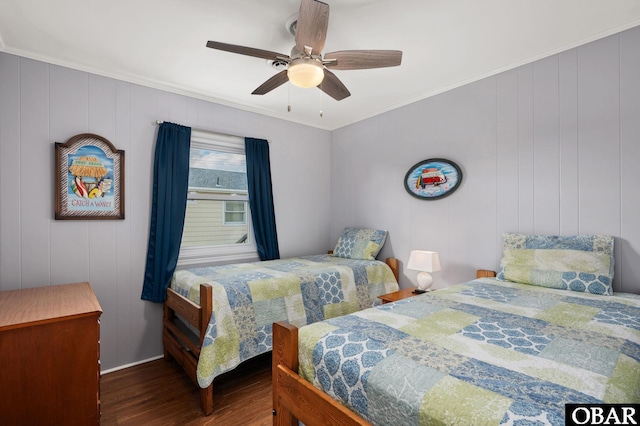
324,50 -> 403,70
318,69 -> 350,101
251,70 -> 289,95
206,41 -> 288,61
295,0 -> 329,55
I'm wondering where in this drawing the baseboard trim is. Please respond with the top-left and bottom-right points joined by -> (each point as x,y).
101,355 -> 164,375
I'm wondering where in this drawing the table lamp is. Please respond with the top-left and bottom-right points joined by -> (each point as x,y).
407,250 -> 441,293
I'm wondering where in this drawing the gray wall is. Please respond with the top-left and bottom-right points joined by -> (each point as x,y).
331,26 -> 640,294
0,52 -> 332,371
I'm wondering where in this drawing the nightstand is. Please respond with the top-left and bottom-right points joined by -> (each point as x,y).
378,287 -> 424,304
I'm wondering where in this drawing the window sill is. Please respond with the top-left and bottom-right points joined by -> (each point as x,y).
177,245 -> 260,268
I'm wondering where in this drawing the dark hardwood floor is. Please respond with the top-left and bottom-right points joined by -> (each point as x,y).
100,353 -> 273,425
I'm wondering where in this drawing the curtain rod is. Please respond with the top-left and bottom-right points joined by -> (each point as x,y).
155,120 -> 245,141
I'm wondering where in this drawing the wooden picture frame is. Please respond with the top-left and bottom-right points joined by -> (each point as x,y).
55,133 -> 125,220
404,158 -> 462,200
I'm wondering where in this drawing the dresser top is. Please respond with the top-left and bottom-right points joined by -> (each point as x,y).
0,282 -> 102,330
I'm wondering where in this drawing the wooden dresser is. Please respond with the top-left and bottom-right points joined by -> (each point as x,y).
0,282 -> 102,425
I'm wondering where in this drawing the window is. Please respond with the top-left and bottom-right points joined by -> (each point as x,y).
223,201 -> 246,225
178,130 -> 258,266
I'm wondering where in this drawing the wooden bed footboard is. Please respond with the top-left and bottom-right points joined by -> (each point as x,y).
272,321 -> 371,426
271,270 -> 497,426
163,283 -> 214,415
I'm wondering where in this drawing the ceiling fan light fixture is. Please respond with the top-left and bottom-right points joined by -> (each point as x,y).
205,0 -> 402,101
287,58 -> 324,88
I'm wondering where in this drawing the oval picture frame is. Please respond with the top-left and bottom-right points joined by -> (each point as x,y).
404,158 -> 463,200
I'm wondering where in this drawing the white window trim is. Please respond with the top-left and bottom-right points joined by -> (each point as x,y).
178,243 -> 259,267
177,130 -> 258,267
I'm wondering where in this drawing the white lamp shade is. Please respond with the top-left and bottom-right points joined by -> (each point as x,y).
407,250 -> 441,273
407,250 -> 441,291
287,58 -> 325,88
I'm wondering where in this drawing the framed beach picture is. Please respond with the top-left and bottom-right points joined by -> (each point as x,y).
55,133 -> 125,220
404,158 -> 462,200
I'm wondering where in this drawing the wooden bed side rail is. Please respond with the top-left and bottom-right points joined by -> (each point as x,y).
272,322 -> 371,426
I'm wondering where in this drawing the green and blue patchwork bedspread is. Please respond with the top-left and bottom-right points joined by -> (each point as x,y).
170,254 -> 398,388
298,278 -> 640,425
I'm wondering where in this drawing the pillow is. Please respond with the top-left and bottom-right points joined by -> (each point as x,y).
497,233 -> 614,295
332,227 -> 388,260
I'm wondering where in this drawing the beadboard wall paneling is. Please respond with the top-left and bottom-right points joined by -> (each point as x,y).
331,26 -> 640,294
516,64 -> 535,236
0,53 -> 21,290
20,59 -> 52,288
0,52 -> 332,370
620,27 -> 640,293
558,49 -> 580,237
495,68 -> 520,262
532,55 -> 560,235
577,35 -> 621,239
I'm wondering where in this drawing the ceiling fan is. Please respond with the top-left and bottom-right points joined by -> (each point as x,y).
206,0 -> 402,101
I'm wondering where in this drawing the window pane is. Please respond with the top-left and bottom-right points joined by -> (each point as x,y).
225,201 -> 245,212
181,146 -> 250,248
182,199 -> 248,246
224,211 -> 245,223
188,148 -> 247,194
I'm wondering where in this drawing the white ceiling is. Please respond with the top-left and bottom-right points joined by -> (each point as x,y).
1,0 -> 639,130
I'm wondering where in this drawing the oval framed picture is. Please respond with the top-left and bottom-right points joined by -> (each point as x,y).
404,158 -> 463,200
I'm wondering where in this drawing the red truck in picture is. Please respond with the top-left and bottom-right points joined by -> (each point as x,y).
416,168 -> 447,188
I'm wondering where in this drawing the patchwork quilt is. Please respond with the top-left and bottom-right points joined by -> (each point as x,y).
170,254 -> 398,388
299,278 -> 640,425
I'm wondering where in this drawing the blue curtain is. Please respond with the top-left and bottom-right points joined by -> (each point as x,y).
141,122 -> 191,302
245,137 -> 280,260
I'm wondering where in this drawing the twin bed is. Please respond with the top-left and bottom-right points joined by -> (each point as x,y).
162,228 -> 398,414
272,233 -> 640,425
